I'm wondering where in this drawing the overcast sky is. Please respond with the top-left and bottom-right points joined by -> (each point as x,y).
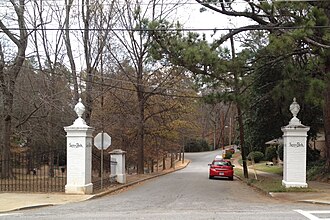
175,1 -> 254,49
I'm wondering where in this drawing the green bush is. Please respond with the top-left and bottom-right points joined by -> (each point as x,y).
307,147 -> 320,165
224,151 -> 232,159
247,151 -> 264,163
265,146 -> 277,161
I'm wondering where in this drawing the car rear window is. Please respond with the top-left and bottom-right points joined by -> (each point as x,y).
213,161 -> 231,166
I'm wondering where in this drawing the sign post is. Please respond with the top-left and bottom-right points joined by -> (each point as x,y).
94,132 -> 111,189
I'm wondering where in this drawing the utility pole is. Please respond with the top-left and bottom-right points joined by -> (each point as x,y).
229,117 -> 232,146
221,110 -> 225,150
230,31 -> 249,179
100,35 -> 105,189
213,120 -> 216,150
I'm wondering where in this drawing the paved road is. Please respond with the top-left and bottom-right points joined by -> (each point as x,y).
2,150 -> 330,220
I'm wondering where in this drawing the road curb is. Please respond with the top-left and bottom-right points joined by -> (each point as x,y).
299,200 -> 330,205
234,174 -> 274,198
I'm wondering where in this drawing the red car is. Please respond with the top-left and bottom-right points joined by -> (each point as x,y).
208,159 -> 234,180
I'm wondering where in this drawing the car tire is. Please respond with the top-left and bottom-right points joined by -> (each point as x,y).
229,176 -> 233,181
209,175 -> 213,179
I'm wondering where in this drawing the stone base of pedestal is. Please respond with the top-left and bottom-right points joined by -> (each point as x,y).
65,183 -> 93,194
117,174 -> 126,184
282,180 -> 308,188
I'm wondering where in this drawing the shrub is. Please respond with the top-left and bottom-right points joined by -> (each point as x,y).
265,146 -> 277,161
247,151 -> 264,163
223,151 -> 232,159
307,147 -> 320,165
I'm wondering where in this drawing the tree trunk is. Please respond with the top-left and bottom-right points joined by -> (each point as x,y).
237,105 -> 249,178
137,90 -> 145,174
322,6 -> 330,172
0,0 -> 28,178
230,34 -> 249,178
64,0 -> 79,103
163,154 -> 166,170
170,153 -> 174,168
82,0 -> 93,125
2,103 -> 13,178
324,58 -> 330,171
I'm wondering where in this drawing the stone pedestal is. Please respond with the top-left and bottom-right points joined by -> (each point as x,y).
64,99 -> 95,194
281,98 -> 310,188
109,149 -> 126,184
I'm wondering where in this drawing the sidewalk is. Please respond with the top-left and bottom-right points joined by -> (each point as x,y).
0,160 -> 190,213
231,152 -> 330,205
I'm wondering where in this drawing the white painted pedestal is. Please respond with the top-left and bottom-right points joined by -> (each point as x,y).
281,98 -> 310,188
109,149 -> 126,184
64,99 -> 95,194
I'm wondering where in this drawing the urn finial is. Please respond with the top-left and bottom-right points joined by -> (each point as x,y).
74,98 -> 85,118
289,97 -> 301,126
73,98 -> 87,126
289,97 -> 300,118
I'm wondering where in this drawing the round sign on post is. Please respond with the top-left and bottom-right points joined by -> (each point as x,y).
94,132 -> 111,190
94,132 -> 111,150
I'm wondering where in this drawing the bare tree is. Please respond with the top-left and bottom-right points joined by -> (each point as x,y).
80,0 -> 116,124
105,0 -> 191,174
0,0 -> 28,178
64,0 -> 80,103
28,0 -> 71,177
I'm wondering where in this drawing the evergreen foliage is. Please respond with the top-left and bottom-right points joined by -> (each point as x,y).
243,29 -> 323,153
265,146 -> 277,162
247,151 -> 264,163
307,147 -> 321,166
224,151 -> 233,159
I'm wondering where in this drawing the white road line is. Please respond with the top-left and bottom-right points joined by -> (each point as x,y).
309,211 -> 330,214
294,210 -> 330,220
295,210 -> 320,220
0,213 -> 23,217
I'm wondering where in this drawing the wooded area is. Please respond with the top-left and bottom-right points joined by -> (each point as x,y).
0,0 -> 329,178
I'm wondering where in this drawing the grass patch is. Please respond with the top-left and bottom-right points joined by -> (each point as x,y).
234,152 -> 317,193
234,168 -> 243,178
252,162 -> 283,175
251,176 -> 314,192
234,167 -> 314,193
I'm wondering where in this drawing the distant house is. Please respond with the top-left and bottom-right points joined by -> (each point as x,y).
310,132 -> 326,158
265,138 -> 283,164
265,138 -> 283,146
